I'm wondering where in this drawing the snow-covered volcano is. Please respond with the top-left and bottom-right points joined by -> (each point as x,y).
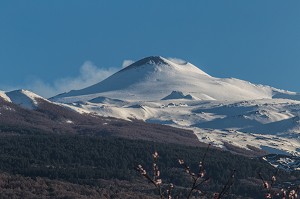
49,56 -> 300,164
51,56 -> 300,103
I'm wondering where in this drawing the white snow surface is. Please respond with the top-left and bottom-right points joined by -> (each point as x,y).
162,91 -> 199,100
2,89 -> 90,115
0,91 -> 11,102
68,98 -> 300,156
47,56 -> 300,156
263,155 -> 300,171
5,89 -> 47,109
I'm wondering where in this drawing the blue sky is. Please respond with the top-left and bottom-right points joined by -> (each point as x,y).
1,1 -> 300,97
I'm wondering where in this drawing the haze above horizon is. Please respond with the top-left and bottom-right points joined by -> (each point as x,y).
1,1 -> 300,97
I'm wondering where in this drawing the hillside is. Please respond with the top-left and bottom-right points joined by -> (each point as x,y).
0,94 -> 202,147
0,134 -> 298,199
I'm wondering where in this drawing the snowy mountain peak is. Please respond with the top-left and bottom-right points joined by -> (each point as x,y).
51,55 -> 300,103
51,56 -> 215,102
6,89 -> 48,109
124,56 -> 169,70
122,56 -> 210,77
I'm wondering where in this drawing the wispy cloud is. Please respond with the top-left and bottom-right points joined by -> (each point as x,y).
122,59 -> 134,68
1,61 -> 127,98
52,61 -> 120,93
166,57 -> 188,65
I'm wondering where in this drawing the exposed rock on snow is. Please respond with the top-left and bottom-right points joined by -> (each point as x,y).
89,96 -> 127,106
263,154 -> 300,171
161,91 -> 199,100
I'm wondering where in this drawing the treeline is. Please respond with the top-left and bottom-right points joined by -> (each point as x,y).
0,134 -> 299,198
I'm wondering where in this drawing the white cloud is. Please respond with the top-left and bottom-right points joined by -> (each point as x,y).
122,59 -> 134,68
50,61 -> 120,95
0,61 -> 125,98
25,80 -> 58,98
166,57 -> 188,65
0,59 -> 135,98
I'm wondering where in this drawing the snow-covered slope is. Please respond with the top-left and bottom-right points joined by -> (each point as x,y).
49,56 -> 300,163
162,91 -> 199,100
5,89 -> 48,109
263,154 -> 300,171
52,56 -> 300,103
0,91 -> 11,102
68,98 -> 300,156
